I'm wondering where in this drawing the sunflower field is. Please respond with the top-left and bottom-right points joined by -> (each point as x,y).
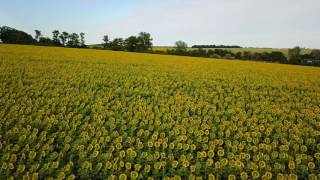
0,44 -> 320,179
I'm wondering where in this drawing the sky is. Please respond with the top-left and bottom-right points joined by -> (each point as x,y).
1,0 -> 320,48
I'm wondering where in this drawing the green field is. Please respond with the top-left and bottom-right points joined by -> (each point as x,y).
1,44 -> 320,179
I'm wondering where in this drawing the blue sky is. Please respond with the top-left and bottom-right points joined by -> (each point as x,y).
1,0 -> 320,48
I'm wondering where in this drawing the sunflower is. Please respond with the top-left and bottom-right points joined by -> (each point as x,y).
240,172 -> 248,180
251,171 -> 260,179
289,173 -> 298,180
206,159 -> 214,167
217,149 -> 225,157
208,174 -> 215,180
119,174 -> 127,180
130,171 -> 139,179
172,160 -> 179,168
228,175 -> 236,180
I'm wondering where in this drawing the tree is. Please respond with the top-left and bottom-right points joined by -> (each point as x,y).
67,33 -> 80,47
59,32 -> 69,46
242,51 -> 253,60
122,32 -> 153,52
175,41 -> 188,52
137,32 -> 152,52
269,51 -> 287,63
288,46 -> 302,64
110,38 -> 125,51
0,26 -> 35,44
103,35 -> 110,49
310,49 -> 320,60
35,30 -> 42,42
197,48 -> 207,57
235,52 -> 242,59
80,32 -> 86,47
190,48 -> 206,57
125,36 -> 139,52
38,37 -> 55,46
52,30 -> 61,46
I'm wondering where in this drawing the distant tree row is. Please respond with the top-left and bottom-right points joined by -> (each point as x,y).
151,41 -> 320,66
101,32 -> 152,52
288,46 -> 320,65
192,44 -> 242,48
163,41 -> 287,63
0,26 -> 36,44
34,29 -> 86,48
0,26 -> 86,48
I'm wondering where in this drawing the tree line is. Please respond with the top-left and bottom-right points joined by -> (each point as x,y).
152,41 -> 320,66
101,32 -> 152,52
156,42 -> 287,63
1,26 -> 320,66
0,26 -> 86,48
192,45 -> 242,48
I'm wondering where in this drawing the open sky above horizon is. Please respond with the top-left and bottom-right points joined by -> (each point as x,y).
1,0 -> 320,48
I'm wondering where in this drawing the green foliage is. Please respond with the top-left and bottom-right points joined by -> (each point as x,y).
106,32 -> 153,52
59,32 -> 69,46
35,30 -> 42,41
39,37 -> 55,46
175,41 -> 188,52
110,38 -> 125,51
125,36 -> 139,52
288,46 -> 302,64
80,32 -> 86,48
310,49 -> 320,60
0,26 -> 36,44
103,35 -> 110,49
67,33 -> 81,48
52,30 -> 61,46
